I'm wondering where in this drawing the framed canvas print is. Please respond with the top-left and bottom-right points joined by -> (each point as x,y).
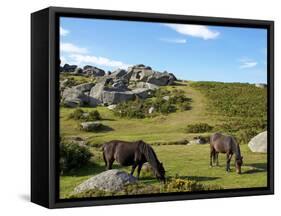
31,6 -> 274,208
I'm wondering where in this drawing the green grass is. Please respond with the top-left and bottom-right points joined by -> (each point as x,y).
60,144 -> 267,198
59,80 -> 267,198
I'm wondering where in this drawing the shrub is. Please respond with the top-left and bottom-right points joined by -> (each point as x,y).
69,109 -> 102,121
178,101 -> 192,111
166,178 -> 206,192
114,100 -> 147,119
165,177 -> 222,192
154,99 -> 177,114
186,123 -> 213,133
69,108 -> 84,120
60,142 -> 92,173
86,110 -> 102,121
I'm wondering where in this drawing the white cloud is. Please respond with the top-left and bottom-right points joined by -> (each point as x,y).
60,56 -> 66,65
164,24 -> 220,40
239,58 -> 258,69
60,43 -> 88,54
60,27 -> 69,36
160,38 -> 187,44
69,54 -> 131,69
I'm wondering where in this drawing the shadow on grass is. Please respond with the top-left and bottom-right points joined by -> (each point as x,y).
242,163 -> 267,175
61,162 -> 105,177
101,118 -> 116,121
99,125 -> 114,132
87,125 -> 114,133
171,82 -> 188,86
178,175 -> 221,182
247,163 -> 267,170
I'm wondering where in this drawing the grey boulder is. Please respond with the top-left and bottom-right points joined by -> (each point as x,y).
73,83 -> 95,92
129,65 -> 154,82
61,88 -> 89,108
80,121 -> 102,132
131,88 -> 153,99
146,71 -> 176,86
110,69 -> 128,79
83,65 -> 105,76
248,131 -> 267,153
132,82 -> 159,90
61,64 -> 78,72
102,90 -> 135,104
74,169 -> 137,193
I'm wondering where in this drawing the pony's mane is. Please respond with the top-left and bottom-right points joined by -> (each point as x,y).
139,141 -> 160,171
230,137 -> 241,159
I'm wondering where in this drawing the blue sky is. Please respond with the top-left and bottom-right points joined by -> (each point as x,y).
60,17 -> 267,83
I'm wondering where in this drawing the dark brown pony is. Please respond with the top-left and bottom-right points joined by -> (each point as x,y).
210,133 -> 243,174
102,140 -> 166,182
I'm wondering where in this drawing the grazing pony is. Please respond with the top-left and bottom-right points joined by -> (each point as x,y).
210,133 -> 243,174
102,140 -> 166,182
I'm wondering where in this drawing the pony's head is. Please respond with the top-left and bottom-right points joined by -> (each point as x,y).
156,162 -> 166,183
235,156 -> 243,174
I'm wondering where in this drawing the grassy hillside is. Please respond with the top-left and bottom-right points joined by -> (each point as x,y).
59,81 -> 267,198
60,82 -> 217,145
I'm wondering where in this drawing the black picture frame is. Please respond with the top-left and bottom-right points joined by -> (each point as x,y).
31,6 -> 274,209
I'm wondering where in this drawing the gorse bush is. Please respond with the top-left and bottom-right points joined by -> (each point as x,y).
186,123 -> 213,133
190,82 -> 267,118
153,98 -> 177,114
166,178 -> 205,191
165,178 -> 222,192
69,109 -> 102,121
68,177 -> 222,198
114,99 -> 147,119
60,142 -> 92,173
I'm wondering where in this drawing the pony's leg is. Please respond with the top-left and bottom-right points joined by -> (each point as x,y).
210,149 -> 214,167
226,154 -> 232,172
103,153 -> 107,169
213,151 -> 217,166
215,153 -> 219,166
137,163 -> 143,179
130,163 -> 137,176
107,158 -> 114,170
104,160 -> 107,168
